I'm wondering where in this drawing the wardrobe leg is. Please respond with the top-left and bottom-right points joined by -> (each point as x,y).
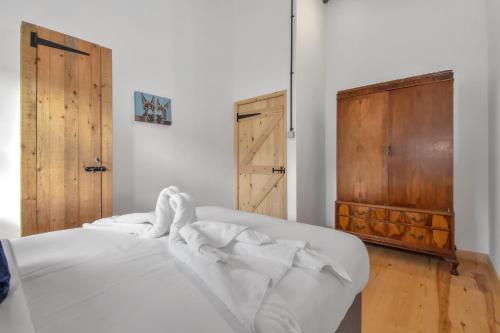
444,257 -> 459,276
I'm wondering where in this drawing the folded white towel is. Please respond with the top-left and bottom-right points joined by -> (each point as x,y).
83,186 -> 180,238
294,248 -> 352,283
168,195 -> 353,333
83,213 -> 154,235
168,194 -> 271,333
179,221 -> 248,252
177,221 -> 352,284
140,186 -> 180,238
168,192 -> 197,243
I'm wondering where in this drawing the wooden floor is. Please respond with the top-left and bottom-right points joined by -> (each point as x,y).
363,244 -> 500,333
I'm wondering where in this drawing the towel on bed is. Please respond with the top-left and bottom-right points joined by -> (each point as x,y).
179,220 -> 352,284
82,212 -> 155,235
83,186 -> 180,238
167,193 -> 352,333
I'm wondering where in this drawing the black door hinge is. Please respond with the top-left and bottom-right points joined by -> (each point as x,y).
31,32 -> 90,56
237,113 -> 261,122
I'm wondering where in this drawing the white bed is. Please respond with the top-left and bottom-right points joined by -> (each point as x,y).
9,206 -> 369,333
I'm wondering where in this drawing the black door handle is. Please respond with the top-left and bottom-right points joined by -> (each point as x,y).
84,166 -> 107,173
272,166 -> 286,174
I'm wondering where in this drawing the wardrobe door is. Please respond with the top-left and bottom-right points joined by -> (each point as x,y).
388,81 -> 453,211
337,92 -> 389,205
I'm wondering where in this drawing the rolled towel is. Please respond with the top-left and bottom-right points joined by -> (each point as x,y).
141,186 -> 180,238
168,192 -> 197,243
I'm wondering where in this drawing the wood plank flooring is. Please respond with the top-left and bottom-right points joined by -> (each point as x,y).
363,244 -> 500,333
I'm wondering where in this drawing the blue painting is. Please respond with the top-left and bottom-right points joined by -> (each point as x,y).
134,91 -> 172,125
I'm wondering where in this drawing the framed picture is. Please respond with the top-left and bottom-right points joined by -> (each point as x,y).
134,91 -> 172,125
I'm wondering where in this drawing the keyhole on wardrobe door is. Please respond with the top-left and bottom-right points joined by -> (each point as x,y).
95,157 -> 101,164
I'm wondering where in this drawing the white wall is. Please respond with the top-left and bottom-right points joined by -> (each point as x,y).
0,0 -> 238,237
325,0 -> 490,253
296,0 -> 326,225
132,1 -> 236,213
487,0 -> 500,271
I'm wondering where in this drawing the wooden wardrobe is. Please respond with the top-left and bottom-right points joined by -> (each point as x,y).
335,71 -> 458,274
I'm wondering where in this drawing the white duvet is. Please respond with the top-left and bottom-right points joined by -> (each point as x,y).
8,206 -> 369,333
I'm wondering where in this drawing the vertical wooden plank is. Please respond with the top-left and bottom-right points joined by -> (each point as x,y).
36,26 -> 51,234
90,44 -> 102,221
100,47 -> 113,218
79,42 -> 102,225
78,40 -> 94,224
234,102 -> 239,210
63,35 -> 79,229
281,92 -> 287,219
20,22 -> 38,236
48,29 -> 67,231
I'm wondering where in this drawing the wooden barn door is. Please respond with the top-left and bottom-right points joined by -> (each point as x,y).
235,91 -> 287,219
21,22 -> 112,236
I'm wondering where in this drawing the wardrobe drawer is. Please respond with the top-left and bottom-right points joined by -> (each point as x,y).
369,220 -> 386,237
389,210 -> 428,227
386,223 -> 429,246
351,218 -> 370,235
402,226 -> 430,246
385,222 -> 451,250
386,222 -> 407,239
350,205 -> 371,219
370,207 -> 387,220
335,202 -> 454,255
348,204 -> 387,220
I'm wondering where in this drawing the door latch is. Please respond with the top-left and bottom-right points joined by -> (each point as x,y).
272,166 -> 286,174
84,166 -> 107,173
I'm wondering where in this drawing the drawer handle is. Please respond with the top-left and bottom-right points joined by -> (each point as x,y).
354,209 -> 368,216
411,233 -> 425,240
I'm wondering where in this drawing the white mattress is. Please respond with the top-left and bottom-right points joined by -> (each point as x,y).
11,206 -> 369,333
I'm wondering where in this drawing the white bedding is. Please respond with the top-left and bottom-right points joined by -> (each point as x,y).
10,206 -> 369,333
0,240 -> 35,333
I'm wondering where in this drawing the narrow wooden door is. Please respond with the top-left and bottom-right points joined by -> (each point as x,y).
21,22 -> 112,235
337,92 -> 389,205
387,81 -> 453,211
235,91 -> 287,219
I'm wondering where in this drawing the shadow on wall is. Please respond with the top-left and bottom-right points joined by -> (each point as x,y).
0,220 -> 19,239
